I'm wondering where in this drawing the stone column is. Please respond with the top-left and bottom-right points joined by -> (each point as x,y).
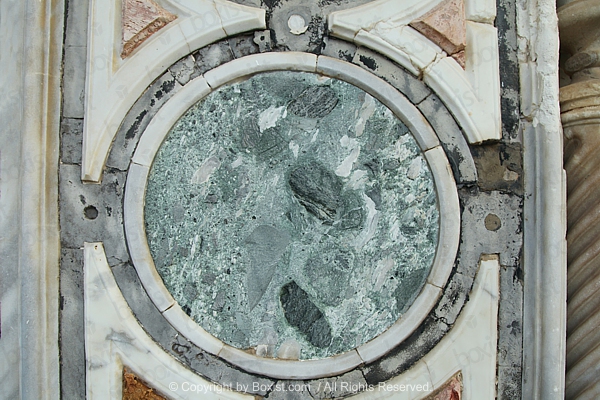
559,0 -> 600,398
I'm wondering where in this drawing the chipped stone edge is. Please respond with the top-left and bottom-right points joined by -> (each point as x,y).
83,0 -> 266,183
353,28 -> 441,77
316,56 -> 440,151
124,52 -> 459,380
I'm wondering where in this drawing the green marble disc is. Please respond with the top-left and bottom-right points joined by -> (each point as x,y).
145,71 -> 439,360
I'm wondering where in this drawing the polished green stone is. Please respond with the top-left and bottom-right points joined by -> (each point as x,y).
145,71 -> 439,360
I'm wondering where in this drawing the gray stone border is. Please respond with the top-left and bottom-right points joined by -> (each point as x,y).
124,52 -> 460,379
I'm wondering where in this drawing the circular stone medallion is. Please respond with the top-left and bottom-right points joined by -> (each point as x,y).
144,71 -> 439,360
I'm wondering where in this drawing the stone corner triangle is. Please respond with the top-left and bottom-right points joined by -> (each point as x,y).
409,0 -> 466,57
121,0 -> 177,58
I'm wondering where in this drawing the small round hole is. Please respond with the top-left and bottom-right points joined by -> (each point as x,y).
84,205 -> 99,220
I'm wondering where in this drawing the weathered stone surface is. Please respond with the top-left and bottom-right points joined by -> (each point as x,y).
409,0 -> 466,55
169,55 -> 195,86
471,143 -> 523,195
352,47 -> 431,104
280,281 -> 332,348
112,263 -> 180,347
363,317 -> 450,383
121,0 -> 176,58
418,94 -> 477,184
308,369 -> 369,399
192,41 -> 235,78
497,365 -> 522,400
452,50 -> 466,69
457,189 -> 522,278
497,0 -> 521,143
59,165 -> 129,266
179,338 -> 276,396
59,249 -> 85,400
65,0 -> 89,48
60,118 -> 83,165
62,45 -> 86,118
434,271 -> 473,325
425,372 -> 462,400
265,381 -> 312,399
254,30 -> 274,53
321,37 -> 357,62
106,72 -> 181,171
123,368 -> 166,400
498,266 -> 523,367
288,86 -> 339,118
229,34 -> 260,58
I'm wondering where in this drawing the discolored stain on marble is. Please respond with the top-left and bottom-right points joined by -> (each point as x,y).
145,71 -> 439,360
425,371 -> 462,400
122,368 -> 166,400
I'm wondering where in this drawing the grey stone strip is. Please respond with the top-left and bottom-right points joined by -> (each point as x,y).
497,265 -> 524,399
59,0 -> 88,397
497,0 -> 521,144
59,248 -> 85,400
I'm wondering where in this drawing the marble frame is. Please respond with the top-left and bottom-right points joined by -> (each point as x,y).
124,52 -> 460,379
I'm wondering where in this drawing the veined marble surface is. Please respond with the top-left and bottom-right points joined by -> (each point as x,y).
145,71 -> 439,360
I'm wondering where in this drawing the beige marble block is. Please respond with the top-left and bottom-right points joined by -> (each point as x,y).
410,0 -> 466,56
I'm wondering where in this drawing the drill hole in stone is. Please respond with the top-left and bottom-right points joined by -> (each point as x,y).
485,213 -> 501,231
84,205 -> 99,220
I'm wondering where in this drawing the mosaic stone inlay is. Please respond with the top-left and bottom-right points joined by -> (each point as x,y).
145,71 -> 439,360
